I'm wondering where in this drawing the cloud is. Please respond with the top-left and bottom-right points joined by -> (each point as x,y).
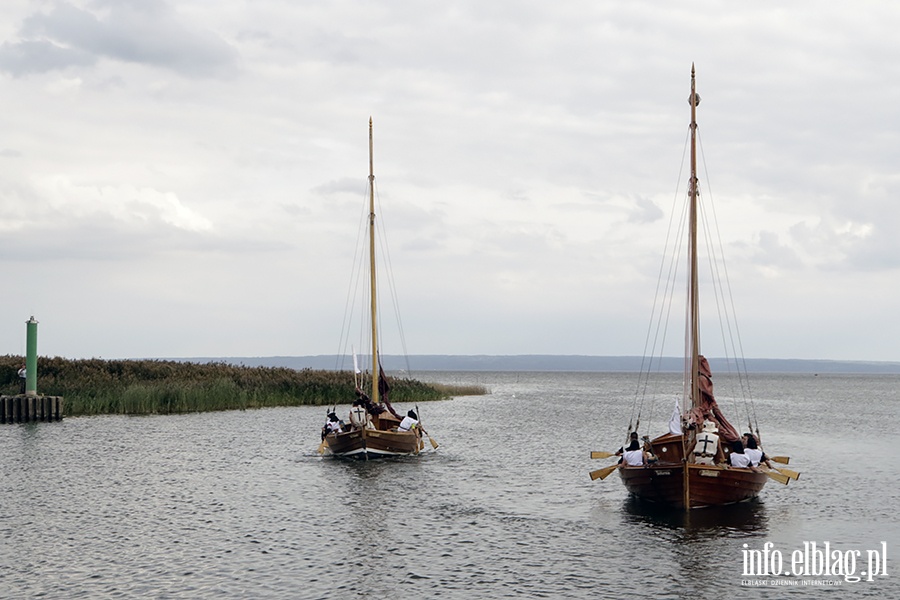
1,1 -> 899,361
0,176 -> 214,261
40,176 -> 212,232
628,195 -> 664,224
0,39 -> 96,75
0,0 -> 237,78
311,178 -> 366,197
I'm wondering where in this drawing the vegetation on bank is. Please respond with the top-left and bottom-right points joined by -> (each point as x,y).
0,355 -> 487,417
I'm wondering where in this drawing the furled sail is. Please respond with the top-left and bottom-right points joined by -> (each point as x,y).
688,355 -> 739,442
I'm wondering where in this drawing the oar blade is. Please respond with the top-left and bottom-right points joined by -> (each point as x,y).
316,438 -> 327,455
776,467 -> 800,480
590,464 -> 619,481
429,436 -> 439,450
770,456 -> 790,464
763,468 -> 790,485
591,451 -> 615,459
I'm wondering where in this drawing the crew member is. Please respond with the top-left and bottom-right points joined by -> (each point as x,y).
615,431 -> 640,463
742,433 -> 772,469
323,412 -> 344,436
349,399 -> 371,429
398,410 -> 419,432
622,440 -> 648,466
692,420 -> 719,465
729,440 -> 751,468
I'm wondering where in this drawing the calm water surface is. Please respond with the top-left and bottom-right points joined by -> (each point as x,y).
2,372 -> 898,598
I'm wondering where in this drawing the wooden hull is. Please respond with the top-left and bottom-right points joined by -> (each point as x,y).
619,462 -> 768,509
324,427 -> 420,460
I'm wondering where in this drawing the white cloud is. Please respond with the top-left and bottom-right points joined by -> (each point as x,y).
0,0 -> 899,361
0,0 -> 237,77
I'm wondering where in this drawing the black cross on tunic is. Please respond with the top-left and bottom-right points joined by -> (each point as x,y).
697,434 -> 716,454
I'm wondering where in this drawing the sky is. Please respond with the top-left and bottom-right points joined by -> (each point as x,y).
1,0 -> 899,362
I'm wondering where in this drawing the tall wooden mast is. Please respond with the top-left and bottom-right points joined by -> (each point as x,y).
684,64 -> 701,510
688,65 -> 701,411
368,117 -> 380,404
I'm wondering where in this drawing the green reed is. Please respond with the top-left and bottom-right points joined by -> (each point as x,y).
0,355 -> 487,416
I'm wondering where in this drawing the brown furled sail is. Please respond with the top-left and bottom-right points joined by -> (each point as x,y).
688,356 -> 739,444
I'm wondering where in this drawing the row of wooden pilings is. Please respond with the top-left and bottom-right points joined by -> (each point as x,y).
0,395 -> 64,424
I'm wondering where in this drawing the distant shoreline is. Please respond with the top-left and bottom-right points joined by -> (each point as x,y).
157,355 -> 900,375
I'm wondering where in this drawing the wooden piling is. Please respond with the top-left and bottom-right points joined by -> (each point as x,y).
0,395 -> 64,424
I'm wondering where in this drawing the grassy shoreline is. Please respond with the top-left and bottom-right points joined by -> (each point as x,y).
0,355 -> 487,417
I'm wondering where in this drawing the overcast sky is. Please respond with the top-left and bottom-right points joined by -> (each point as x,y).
1,0 -> 898,362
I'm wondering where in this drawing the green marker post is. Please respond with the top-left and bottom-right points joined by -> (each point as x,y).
26,316 -> 38,397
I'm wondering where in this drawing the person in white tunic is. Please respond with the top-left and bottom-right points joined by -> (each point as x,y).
325,412 -> 344,434
321,412 -> 344,439
398,410 -> 419,432
742,433 -> 772,468
692,420 -> 720,465
728,440 -> 751,468
622,440 -> 648,466
615,431 -> 640,459
349,399 -> 372,430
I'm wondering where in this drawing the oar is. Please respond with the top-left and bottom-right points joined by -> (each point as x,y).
422,429 -> 439,450
589,464 -> 619,481
761,468 -> 790,485
590,451 -> 616,459
317,408 -> 332,454
770,456 -> 790,464
415,405 -> 439,449
773,466 -> 800,480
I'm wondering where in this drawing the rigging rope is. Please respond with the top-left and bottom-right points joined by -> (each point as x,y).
335,179 -> 374,373
373,180 -> 414,377
628,127 -> 691,440
696,130 -> 759,434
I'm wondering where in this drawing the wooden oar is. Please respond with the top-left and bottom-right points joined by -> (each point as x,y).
761,468 -> 790,485
589,464 -> 620,481
415,405 -> 439,449
773,466 -> 800,480
770,455 -> 790,464
590,451 -> 616,459
316,438 -> 327,454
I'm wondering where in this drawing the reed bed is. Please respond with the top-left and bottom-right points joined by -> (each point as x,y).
0,355 -> 487,417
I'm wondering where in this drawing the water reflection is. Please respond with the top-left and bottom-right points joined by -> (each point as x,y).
617,496 -> 771,596
622,496 -> 769,536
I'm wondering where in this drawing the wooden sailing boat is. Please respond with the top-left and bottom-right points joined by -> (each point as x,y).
320,118 -> 429,460
590,66 -> 796,508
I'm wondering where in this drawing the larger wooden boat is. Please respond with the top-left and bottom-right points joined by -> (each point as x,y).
590,67 -> 796,509
318,118 -> 431,460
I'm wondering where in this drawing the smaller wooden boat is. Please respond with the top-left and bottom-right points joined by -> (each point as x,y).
322,403 -> 423,459
319,118 -> 430,460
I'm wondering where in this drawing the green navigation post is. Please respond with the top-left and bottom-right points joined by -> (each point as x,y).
26,316 -> 38,397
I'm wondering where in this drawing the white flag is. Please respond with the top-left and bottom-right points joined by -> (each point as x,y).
668,398 -> 683,435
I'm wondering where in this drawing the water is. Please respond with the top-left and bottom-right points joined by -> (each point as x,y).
2,371 -> 898,598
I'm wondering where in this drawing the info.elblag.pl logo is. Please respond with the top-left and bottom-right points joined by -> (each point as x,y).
741,541 -> 889,586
